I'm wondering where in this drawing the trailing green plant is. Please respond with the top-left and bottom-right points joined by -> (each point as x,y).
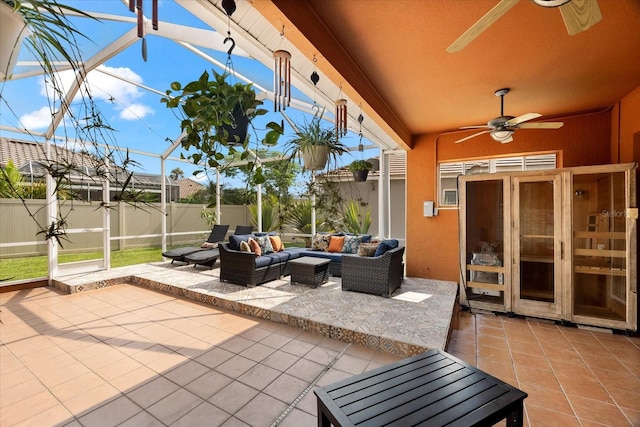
302,175 -> 346,231
348,159 -> 373,172
285,112 -> 349,171
2,0 -> 97,76
1,1 -> 157,249
343,200 -> 371,234
161,69 -> 283,184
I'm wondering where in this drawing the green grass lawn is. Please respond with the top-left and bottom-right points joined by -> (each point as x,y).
1,241 -> 306,282
0,247 -> 163,282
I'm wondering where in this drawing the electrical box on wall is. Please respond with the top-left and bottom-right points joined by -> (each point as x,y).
424,201 -> 438,217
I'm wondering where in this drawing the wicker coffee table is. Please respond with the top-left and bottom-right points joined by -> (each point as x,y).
289,257 -> 331,287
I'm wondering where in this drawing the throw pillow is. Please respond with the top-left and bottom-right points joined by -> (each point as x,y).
374,239 -> 399,257
328,235 -> 345,253
239,241 -> 252,252
358,243 -> 379,257
255,234 -> 274,254
200,242 -> 218,249
269,235 -> 284,252
311,233 -> 331,251
248,237 -> 261,256
229,234 -> 252,250
342,235 -> 362,254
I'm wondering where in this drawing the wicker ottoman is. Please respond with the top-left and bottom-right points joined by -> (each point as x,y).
289,257 -> 331,287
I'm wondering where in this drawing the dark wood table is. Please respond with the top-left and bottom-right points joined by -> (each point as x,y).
314,349 -> 527,427
289,256 -> 331,287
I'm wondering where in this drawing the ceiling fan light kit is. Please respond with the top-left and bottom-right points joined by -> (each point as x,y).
491,129 -> 514,143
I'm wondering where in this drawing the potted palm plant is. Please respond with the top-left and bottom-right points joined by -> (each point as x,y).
285,113 -> 348,171
348,159 -> 373,182
162,69 -> 283,183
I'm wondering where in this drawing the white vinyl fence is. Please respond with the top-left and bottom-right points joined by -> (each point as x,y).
0,199 -> 251,258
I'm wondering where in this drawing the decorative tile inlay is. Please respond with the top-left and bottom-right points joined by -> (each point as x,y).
53,262 -> 457,357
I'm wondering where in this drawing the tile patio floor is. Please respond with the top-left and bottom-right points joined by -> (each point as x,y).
1,261 -> 639,426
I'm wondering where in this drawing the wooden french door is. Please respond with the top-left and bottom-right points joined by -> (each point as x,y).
512,174 -> 563,318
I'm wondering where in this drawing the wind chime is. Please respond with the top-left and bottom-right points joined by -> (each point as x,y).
129,0 -> 158,61
357,110 -> 364,152
310,55 -> 320,115
273,26 -> 291,112
335,88 -> 348,138
273,50 -> 291,112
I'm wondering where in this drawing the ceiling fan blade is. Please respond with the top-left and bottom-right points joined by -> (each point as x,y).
446,0 -> 520,53
518,121 -> 564,129
559,0 -> 602,36
505,113 -> 542,126
460,125 -> 491,130
455,130 -> 491,143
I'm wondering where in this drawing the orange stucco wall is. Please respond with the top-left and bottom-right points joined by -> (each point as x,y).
405,99 -> 639,282
611,85 -> 640,164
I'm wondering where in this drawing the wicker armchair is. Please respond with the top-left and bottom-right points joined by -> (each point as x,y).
341,246 -> 405,297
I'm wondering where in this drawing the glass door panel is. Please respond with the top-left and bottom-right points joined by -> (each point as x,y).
572,172 -> 627,322
464,179 -> 506,307
513,175 -> 562,318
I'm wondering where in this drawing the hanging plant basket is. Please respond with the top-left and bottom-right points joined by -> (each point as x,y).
0,3 -> 30,80
218,106 -> 249,147
301,145 -> 330,171
352,169 -> 369,182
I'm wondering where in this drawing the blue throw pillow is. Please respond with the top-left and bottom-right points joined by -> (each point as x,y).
229,234 -> 253,251
374,239 -> 399,257
359,234 -> 372,243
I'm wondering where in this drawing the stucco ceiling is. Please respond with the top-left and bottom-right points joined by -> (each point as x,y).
252,0 -> 640,148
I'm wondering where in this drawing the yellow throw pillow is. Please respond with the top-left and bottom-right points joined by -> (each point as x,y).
269,235 -> 284,252
240,240 -> 252,253
248,237 -> 262,256
328,235 -> 345,253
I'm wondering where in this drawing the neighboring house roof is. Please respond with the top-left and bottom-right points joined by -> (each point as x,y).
324,152 -> 407,180
0,138 -> 175,190
178,178 -> 205,199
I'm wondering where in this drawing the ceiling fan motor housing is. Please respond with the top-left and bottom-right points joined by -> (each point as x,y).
488,115 -> 515,128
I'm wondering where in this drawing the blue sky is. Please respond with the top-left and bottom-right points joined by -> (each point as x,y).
0,1 -> 376,188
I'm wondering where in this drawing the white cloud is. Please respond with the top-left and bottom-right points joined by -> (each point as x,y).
32,65 -> 153,122
120,103 -> 154,120
19,106 -> 53,129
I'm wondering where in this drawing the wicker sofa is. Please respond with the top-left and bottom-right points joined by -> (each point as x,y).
219,242 -> 405,291
341,246 -> 405,297
218,244 -> 344,287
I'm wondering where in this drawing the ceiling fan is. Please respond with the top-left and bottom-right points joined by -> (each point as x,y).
447,0 -> 602,53
455,88 -> 564,144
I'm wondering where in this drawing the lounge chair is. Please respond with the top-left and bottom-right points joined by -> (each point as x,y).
232,225 -> 253,235
185,225 -> 254,269
162,224 -> 229,264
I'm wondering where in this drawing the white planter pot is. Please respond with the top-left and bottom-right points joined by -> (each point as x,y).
301,145 -> 329,171
0,3 -> 29,80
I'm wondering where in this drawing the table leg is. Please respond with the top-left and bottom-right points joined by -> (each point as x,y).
317,400 -> 331,427
506,401 -> 524,427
